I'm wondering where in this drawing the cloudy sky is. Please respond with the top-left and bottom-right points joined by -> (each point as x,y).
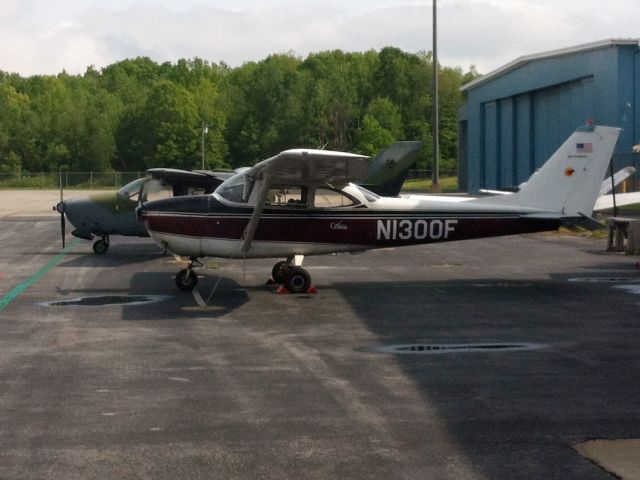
1,0 -> 638,76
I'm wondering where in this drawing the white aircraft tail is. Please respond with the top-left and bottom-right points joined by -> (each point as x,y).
477,125 -> 620,217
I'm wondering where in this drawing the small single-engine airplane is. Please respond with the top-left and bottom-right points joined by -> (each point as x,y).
139,124 -> 620,294
54,168 -> 233,254
53,141 -> 422,254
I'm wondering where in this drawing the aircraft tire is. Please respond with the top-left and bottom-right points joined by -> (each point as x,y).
272,261 -> 290,284
93,239 -> 108,255
284,266 -> 311,294
175,269 -> 198,291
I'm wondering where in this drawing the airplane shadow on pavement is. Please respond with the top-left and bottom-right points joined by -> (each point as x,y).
120,272 -> 250,320
336,273 -> 640,480
56,245 -> 164,269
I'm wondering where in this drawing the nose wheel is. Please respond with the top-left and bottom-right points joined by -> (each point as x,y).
175,268 -> 198,291
175,257 -> 201,291
92,234 -> 110,254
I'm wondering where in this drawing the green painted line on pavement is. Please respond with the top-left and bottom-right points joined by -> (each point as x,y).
0,239 -> 80,312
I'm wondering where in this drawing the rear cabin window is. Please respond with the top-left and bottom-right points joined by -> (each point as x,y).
263,186 -> 359,208
313,188 -> 358,208
142,179 -> 172,202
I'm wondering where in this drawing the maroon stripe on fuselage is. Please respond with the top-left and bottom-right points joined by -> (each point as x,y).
143,212 -> 560,247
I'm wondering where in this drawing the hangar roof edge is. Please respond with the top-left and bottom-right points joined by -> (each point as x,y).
460,38 -> 640,92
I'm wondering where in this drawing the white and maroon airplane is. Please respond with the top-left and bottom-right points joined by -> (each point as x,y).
140,125 -> 620,293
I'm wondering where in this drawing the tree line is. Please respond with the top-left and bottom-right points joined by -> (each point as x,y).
0,47 -> 478,175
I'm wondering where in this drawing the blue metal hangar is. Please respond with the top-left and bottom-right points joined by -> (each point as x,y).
458,39 -> 640,193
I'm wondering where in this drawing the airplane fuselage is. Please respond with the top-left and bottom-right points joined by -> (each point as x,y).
141,193 -> 560,259
64,193 -> 147,239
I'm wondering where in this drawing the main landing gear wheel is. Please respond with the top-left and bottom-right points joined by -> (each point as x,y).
175,268 -> 198,291
284,266 -> 311,294
272,260 -> 290,284
93,235 -> 109,255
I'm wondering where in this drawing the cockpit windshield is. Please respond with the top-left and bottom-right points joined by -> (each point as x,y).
214,173 -> 255,204
117,178 -> 146,200
353,184 -> 380,202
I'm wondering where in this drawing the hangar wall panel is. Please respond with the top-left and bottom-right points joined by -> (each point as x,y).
461,42 -> 640,192
478,78 -> 595,189
482,102 -> 498,187
499,98 -> 514,187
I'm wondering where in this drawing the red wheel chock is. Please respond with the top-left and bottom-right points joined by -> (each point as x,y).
276,285 -> 318,294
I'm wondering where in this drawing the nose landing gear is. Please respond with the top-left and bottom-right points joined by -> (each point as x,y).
175,257 -> 201,291
92,234 -> 110,254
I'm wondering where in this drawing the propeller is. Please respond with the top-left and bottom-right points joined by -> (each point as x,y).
56,169 -> 66,249
60,206 -> 66,249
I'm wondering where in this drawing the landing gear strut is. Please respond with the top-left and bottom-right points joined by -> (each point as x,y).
93,234 -> 109,255
271,256 -> 313,294
175,257 -> 200,291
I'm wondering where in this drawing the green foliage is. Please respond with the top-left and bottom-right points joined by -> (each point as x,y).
402,175 -> 458,193
0,50 -> 478,174
355,115 -> 395,156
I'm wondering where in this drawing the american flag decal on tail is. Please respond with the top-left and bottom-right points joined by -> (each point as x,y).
576,142 -> 593,153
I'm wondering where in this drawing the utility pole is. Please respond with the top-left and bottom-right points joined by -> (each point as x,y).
201,122 -> 208,170
431,0 -> 441,193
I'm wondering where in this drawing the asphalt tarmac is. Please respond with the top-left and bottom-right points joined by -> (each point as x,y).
1,197 -> 640,479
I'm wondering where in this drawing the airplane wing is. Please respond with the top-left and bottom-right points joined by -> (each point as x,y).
599,166 -> 636,195
244,149 -> 370,187
239,149 -> 369,253
594,192 -> 640,211
147,168 -> 234,195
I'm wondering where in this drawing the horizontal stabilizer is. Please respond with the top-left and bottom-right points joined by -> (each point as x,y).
562,213 -> 605,230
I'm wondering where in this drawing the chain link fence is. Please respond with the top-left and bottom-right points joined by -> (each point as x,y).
405,170 -> 457,180
0,172 -> 146,189
0,169 -> 455,190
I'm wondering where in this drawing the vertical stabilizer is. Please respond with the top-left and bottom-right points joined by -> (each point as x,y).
477,125 -> 620,216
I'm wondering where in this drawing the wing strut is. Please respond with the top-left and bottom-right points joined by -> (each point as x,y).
240,174 -> 272,254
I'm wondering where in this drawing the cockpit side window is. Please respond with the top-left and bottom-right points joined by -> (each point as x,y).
265,186 -> 308,207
